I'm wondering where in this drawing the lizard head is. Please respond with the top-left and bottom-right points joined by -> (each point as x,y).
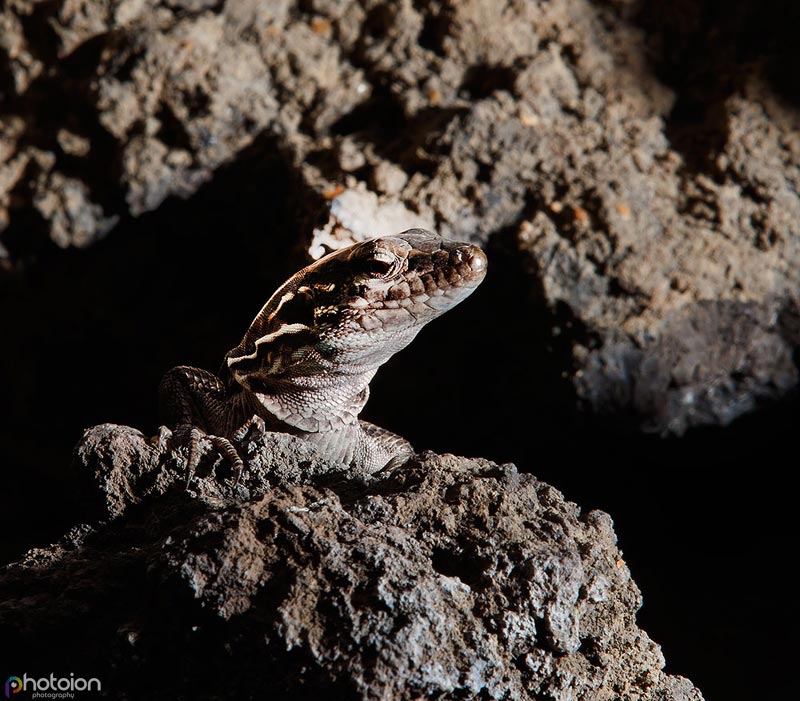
224,229 -> 486,427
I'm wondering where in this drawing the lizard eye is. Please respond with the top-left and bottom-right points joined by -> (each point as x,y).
364,253 -> 399,278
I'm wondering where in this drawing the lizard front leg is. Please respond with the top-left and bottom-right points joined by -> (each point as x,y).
159,366 -> 246,483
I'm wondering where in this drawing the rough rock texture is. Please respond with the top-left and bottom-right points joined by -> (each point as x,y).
0,423 -> 702,700
1,0 -> 798,431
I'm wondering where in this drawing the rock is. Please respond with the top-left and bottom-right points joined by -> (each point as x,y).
575,301 -> 797,434
371,160 -> 409,196
33,171 -> 119,248
0,423 -> 703,700
310,185 -> 434,258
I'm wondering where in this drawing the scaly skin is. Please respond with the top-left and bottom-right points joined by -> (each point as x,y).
159,229 -> 487,477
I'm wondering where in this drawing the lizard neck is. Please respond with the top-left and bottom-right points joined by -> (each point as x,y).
243,368 -> 377,434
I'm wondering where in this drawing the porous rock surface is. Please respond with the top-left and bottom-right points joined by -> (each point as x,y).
0,423 -> 702,700
1,0 -> 798,432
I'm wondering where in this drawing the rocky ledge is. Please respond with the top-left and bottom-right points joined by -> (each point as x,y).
0,424 -> 702,700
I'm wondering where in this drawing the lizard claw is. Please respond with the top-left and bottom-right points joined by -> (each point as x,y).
186,427 -> 203,487
232,414 -> 267,442
180,427 -> 245,487
230,415 -> 268,486
207,434 -> 245,485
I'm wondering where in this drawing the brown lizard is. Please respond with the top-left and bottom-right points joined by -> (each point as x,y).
159,229 -> 487,478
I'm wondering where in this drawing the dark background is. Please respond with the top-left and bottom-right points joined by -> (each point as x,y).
1,145 -> 796,699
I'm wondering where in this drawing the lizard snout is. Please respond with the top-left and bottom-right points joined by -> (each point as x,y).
461,244 -> 487,277
447,242 -> 488,286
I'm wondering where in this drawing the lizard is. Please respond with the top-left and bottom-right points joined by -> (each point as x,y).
159,228 -> 487,479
